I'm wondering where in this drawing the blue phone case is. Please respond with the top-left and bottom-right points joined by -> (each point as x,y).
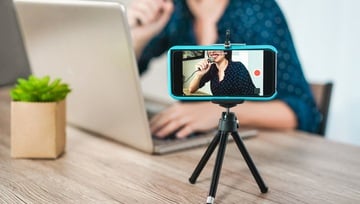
167,44 -> 278,101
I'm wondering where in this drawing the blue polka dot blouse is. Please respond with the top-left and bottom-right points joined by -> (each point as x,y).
199,61 -> 257,96
138,0 -> 321,133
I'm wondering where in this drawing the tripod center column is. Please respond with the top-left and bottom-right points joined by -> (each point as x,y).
218,112 -> 238,132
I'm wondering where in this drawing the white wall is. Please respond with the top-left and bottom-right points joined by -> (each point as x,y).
140,0 -> 360,146
277,0 -> 360,145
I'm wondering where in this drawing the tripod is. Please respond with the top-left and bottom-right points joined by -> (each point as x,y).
189,102 -> 268,204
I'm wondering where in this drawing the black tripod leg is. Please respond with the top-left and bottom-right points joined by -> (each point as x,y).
231,131 -> 268,193
206,132 -> 228,204
189,131 -> 221,184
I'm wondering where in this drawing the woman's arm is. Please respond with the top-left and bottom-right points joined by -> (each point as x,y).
234,101 -> 297,130
188,75 -> 202,93
150,100 -> 296,139
186,0 -> 229,45
188,59 -> 212,93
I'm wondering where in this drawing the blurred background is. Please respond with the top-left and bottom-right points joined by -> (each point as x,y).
276,0 -> 360,145
140,0 -> 360,146
1,0 -> 359,145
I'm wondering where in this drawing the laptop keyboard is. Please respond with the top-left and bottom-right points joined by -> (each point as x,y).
152,132 -> 203,146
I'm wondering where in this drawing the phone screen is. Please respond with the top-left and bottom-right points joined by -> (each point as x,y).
169,45 -> 277,101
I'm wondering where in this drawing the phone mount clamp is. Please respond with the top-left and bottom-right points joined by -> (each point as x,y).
188,30 -> 268,204
224,29 -> 231,48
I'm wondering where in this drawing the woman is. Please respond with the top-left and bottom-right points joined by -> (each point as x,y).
127,0 -> 321,138
189,50 -> 257,96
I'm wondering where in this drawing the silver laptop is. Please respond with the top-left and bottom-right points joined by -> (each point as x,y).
14,0 -> 257,154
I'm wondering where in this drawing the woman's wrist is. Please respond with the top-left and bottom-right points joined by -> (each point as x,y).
194,20 -> 218,45
130,30 -> 154,59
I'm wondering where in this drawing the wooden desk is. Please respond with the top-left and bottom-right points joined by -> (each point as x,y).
1,87 -> 360,203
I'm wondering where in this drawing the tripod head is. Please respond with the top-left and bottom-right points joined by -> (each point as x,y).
211,100 -> 243,133
212,100 -> 244,110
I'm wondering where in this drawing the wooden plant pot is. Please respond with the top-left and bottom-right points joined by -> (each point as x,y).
11,100 -> 66,158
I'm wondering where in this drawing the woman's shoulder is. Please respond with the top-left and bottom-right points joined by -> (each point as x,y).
229,61 -> 246,69
226,61 -> 248,74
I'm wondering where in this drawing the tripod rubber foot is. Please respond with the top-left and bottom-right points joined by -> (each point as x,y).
261,186 -> 269,193
189,177 -> 196,184
206,196 -> 215,204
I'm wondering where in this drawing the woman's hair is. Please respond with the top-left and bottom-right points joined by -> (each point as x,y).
224,50 -> 232,61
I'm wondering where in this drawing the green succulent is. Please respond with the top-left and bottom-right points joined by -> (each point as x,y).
10,75 -> 71,102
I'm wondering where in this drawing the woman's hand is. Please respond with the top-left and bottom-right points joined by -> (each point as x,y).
127,0 -> 173,30
150,102 -> 222,138
186,0 -> 228,24
127,0 -> 174,58
195,59 -> 212,76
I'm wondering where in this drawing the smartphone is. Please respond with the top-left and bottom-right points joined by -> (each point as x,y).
168,44 -> 277,101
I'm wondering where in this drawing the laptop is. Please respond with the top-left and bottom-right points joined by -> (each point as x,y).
14,0 -> 257,154
0,0 -> 30,86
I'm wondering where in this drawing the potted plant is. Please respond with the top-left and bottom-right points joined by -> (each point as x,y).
10,75 -> 71,158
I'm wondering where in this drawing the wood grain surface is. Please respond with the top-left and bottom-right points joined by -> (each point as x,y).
1,87 -> 360,204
